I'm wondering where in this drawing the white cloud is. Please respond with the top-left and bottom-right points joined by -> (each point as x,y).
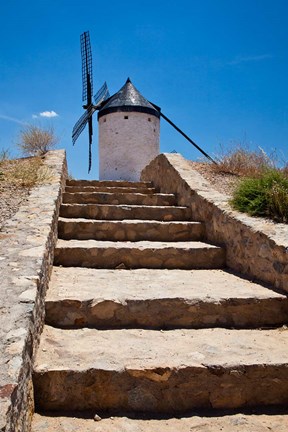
39,110 -> 59,118
32,114 -> 38,119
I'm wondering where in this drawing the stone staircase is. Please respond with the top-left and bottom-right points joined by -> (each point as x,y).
32,179 -> 288,431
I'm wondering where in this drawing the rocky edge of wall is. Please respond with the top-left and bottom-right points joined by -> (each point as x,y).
142,153 -> 288,293
0,150 -> 67,432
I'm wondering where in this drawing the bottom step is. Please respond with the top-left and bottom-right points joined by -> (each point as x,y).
33,326 -> 288,412
32,411 -> 288,432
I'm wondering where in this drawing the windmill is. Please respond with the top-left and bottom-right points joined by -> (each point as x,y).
72,31 -> 217,175
72,31 -> 110,172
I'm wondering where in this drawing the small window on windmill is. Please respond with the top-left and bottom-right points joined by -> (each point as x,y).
148,117 -> 151,122
124,115 -> 129,119
103,118 -> 106,123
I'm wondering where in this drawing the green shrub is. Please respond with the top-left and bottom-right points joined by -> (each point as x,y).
231,170 -> 288,223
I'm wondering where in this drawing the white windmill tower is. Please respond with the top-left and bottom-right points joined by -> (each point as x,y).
97,78 -> 160,181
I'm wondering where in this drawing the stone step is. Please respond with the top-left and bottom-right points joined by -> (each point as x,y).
45,268 -> 288,329
59,204 -> 191,221
32,411 -> 288,432
65,186 -> 157,194
58,218 -> 204,241
62,191 -> 176,206
54,240 -> 225,269
66,179 -> 154,188
33,326 -> 288,412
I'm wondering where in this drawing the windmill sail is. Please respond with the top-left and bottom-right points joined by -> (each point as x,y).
72,107 -> 94,145
72,31 -> 111,172
94,81 -> 110,106
81,31 -> 93,105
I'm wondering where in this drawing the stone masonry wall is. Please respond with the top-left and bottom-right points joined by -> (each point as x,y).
141,153 -> 288,293
0,150 -> 67,432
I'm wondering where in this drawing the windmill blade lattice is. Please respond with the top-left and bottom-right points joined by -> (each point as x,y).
94,81 -> 110,106
72,31 -> 111,173
81,32 -> 93,104
72,107 -> 94,145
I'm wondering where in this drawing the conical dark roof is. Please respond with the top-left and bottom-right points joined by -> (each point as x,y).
98,78 -> 160,119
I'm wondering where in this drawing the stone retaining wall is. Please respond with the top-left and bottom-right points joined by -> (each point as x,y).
0,150 -> 67,432
141,153 -> 288,293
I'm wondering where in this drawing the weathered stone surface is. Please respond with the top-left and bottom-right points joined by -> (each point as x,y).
65,186 -> 157,194
141,154 -> 288,292
46,267 -> 288,329
0,150 -> 67,432
30,157 -> 288,428
60,203 -> 191,220
66,180 -> 153,188
33,326 -> 288,412
31,412 -> 288,432
54,239 -> 225,269
62,191 -> 176,206
58,218 -> 205,241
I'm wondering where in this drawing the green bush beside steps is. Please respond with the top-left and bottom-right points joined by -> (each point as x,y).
231,169 -> 288,223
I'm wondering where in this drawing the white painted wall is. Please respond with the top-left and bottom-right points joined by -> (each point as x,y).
98,111 -> 160,181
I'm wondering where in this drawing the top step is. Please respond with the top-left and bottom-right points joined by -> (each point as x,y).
65,180 -> 157,195
65,186 -> 157,194
66,180 -> 154,188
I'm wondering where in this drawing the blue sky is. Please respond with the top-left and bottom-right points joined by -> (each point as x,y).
1,0 -> 287,178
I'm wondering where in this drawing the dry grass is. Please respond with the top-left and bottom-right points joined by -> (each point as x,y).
17,125 -> 58,157
0,155 -> 54,228
206,144 -> 288,222
0,157 -> 53,188
282,164 -> 288,177
213,145 -> 276,177
190,145 -> 288,223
